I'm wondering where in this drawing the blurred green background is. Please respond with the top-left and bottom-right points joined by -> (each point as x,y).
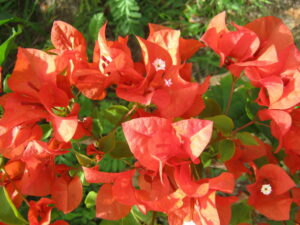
1,0 -> 299,79
0,0 -> 300,224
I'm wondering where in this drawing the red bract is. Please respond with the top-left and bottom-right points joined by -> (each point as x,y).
258,109 -> 292,152
83,166 -> 178,216
0,48 -> 79,145
166,164 -> 236,225
96,183 -> 131,220
282,108 -> 300,155
225,137 -> 275,178
51,175 -> 83,214
116,32 -> 210,118
259,108 -> 300,153
51,21 -> 87,60
28,198 -> 55,225
122,117 -> 213,172
201,12 -> 259,70
201,11 -> 298,80
247,164 -> 295,220
284,152 -> 300,174
0,160 -> 25,208
216,196 -> 238,225
60,21 -> 209,118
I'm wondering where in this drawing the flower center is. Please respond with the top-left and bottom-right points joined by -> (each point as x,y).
152,58 -> 166,71
164,78 -> 172,87
261,184 -> 272,195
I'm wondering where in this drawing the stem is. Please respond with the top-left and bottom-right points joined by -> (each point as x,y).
112,103 -> 138,131
225,76 -> 236,115
191,163 -> 201,180
255,121 -> 270,128
150,211 -> 157,225
232,119 -> 270,135
1,168 -> 30,206
232,120 -> 256,134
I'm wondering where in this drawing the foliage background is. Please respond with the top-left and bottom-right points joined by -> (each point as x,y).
0,0 -> 300,224
1,0 -> 300,78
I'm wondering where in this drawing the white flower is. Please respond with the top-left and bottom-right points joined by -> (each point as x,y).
152,58 -> 166,71
261,184 -> 272,195
164,78 -> 172,87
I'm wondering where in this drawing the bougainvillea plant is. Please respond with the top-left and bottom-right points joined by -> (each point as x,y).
0,11 -> 300,225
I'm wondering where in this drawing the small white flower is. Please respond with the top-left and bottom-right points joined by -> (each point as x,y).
261,184 -> 272,195
152,58 -> 166,71
183,221 -> 196,225
164,78 -> 172,87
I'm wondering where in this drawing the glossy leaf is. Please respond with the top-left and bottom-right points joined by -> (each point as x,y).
200,98 -> 222,117
97,131 -> 116,153
104,105 -> 129,125
0,186 -> 27,225
236,132 -> 258,146
230,201 -> 252,225
89,13 -> 106,41
0,155 -> 4,168
109,140 -> 133,158
3,73 -> 12,93
217,139 -> 235,162
201,151 -> 212,168
0,25 -> 22,66
84,191 -> 97,208
206,115 -> 234,135
74,150 -> 95,167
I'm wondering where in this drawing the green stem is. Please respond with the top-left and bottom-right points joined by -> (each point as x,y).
225,76 -> 236,115
112,103 -> 138,132
255,121 -> 270,128
150,211 -> 157,225
1,168 -> 30,206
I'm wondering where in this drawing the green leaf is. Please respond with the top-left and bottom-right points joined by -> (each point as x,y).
0,15 -> 24,26
74,151 -> 95,167
104,105 -> 129,125
245,100 -> 260,120
206,115 -> 234,135
99,154 -> 127,172
236,132 -> 258,146
0,25 -> 22,66
200,151 -> 212,168
230,201 -> 252,225
108,0 -> 143,35
97,131 -> 116,153
92,118 -> 103,138
131,206 -> 152,223
84,191 -> 97,208
77,95 -> 93,118
88,12 -> 106,41
40,124 -> 52,141
0,186 -> 28,225
110,140 -> 132,159
3,73 -> 12,93
219,74 -> 233,110
200,98 -> 222,117
217,139 -> 235,162
0,154 -> 4,168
